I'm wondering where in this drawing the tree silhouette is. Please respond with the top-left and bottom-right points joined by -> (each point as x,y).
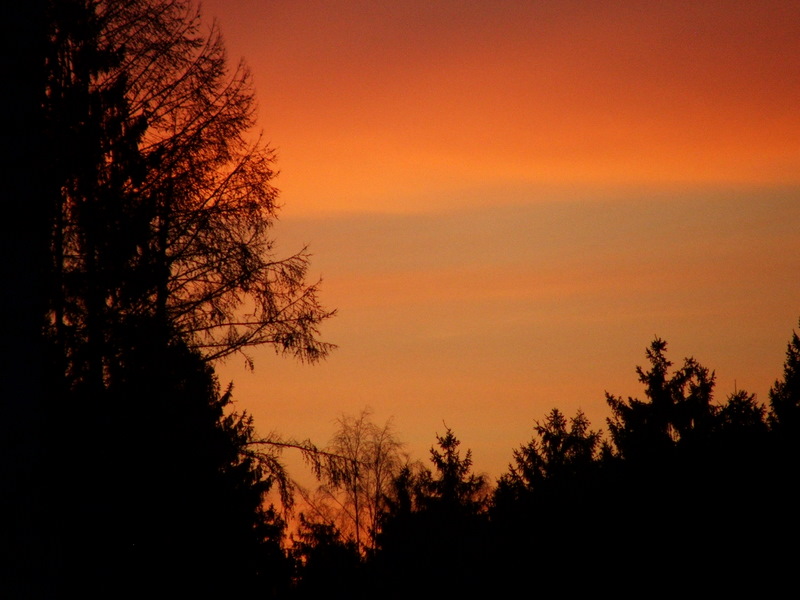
110,344 -> 293,596
13,0 -> 334,595
107,0 -> 335,363
372,428 -> 491,597
606,337 -> 716,462
768,324 -> 800,436
44,0 -> 334,385
761,323 -> 800,586
308,409 -> 403,555
598,337 -> 788,592
497,408 -> 601,498
490,409 -> 604,593
289,514 -> 362,599
418,427 -> 488,514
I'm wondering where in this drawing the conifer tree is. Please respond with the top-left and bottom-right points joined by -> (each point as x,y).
769,325 -> 800,435
16,0 -> 333,594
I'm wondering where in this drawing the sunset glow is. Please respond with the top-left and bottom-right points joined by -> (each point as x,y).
206,0 -> 800,481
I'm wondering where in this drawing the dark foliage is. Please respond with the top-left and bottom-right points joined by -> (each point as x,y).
47,341 -> 293,596
5,1 -> 800,596
596,337 -> 790,592
606,338 -> 717,462
5,0 -> 332,596
490,409 -> 605,593
372,428 -> 492,598
369,332 -> 799,595
769,325 -> 800,436
289,515 -> 362,599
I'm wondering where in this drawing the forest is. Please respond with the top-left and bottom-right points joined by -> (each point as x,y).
3,1 -> 798,598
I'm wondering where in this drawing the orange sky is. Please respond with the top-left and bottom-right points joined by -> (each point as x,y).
205,0 -> 800,484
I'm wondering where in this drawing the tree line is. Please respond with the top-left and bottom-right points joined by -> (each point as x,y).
290,329 -> 799,597
4,1 -> 798,597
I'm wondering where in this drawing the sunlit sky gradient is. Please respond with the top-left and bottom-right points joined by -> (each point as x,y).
206,0 -> 800,482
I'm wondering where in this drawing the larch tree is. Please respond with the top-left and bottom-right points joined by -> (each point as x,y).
45,0 -> 335,384
21,0 -> 334,595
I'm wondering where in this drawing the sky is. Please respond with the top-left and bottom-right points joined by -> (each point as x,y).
204,0 -> 800,485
